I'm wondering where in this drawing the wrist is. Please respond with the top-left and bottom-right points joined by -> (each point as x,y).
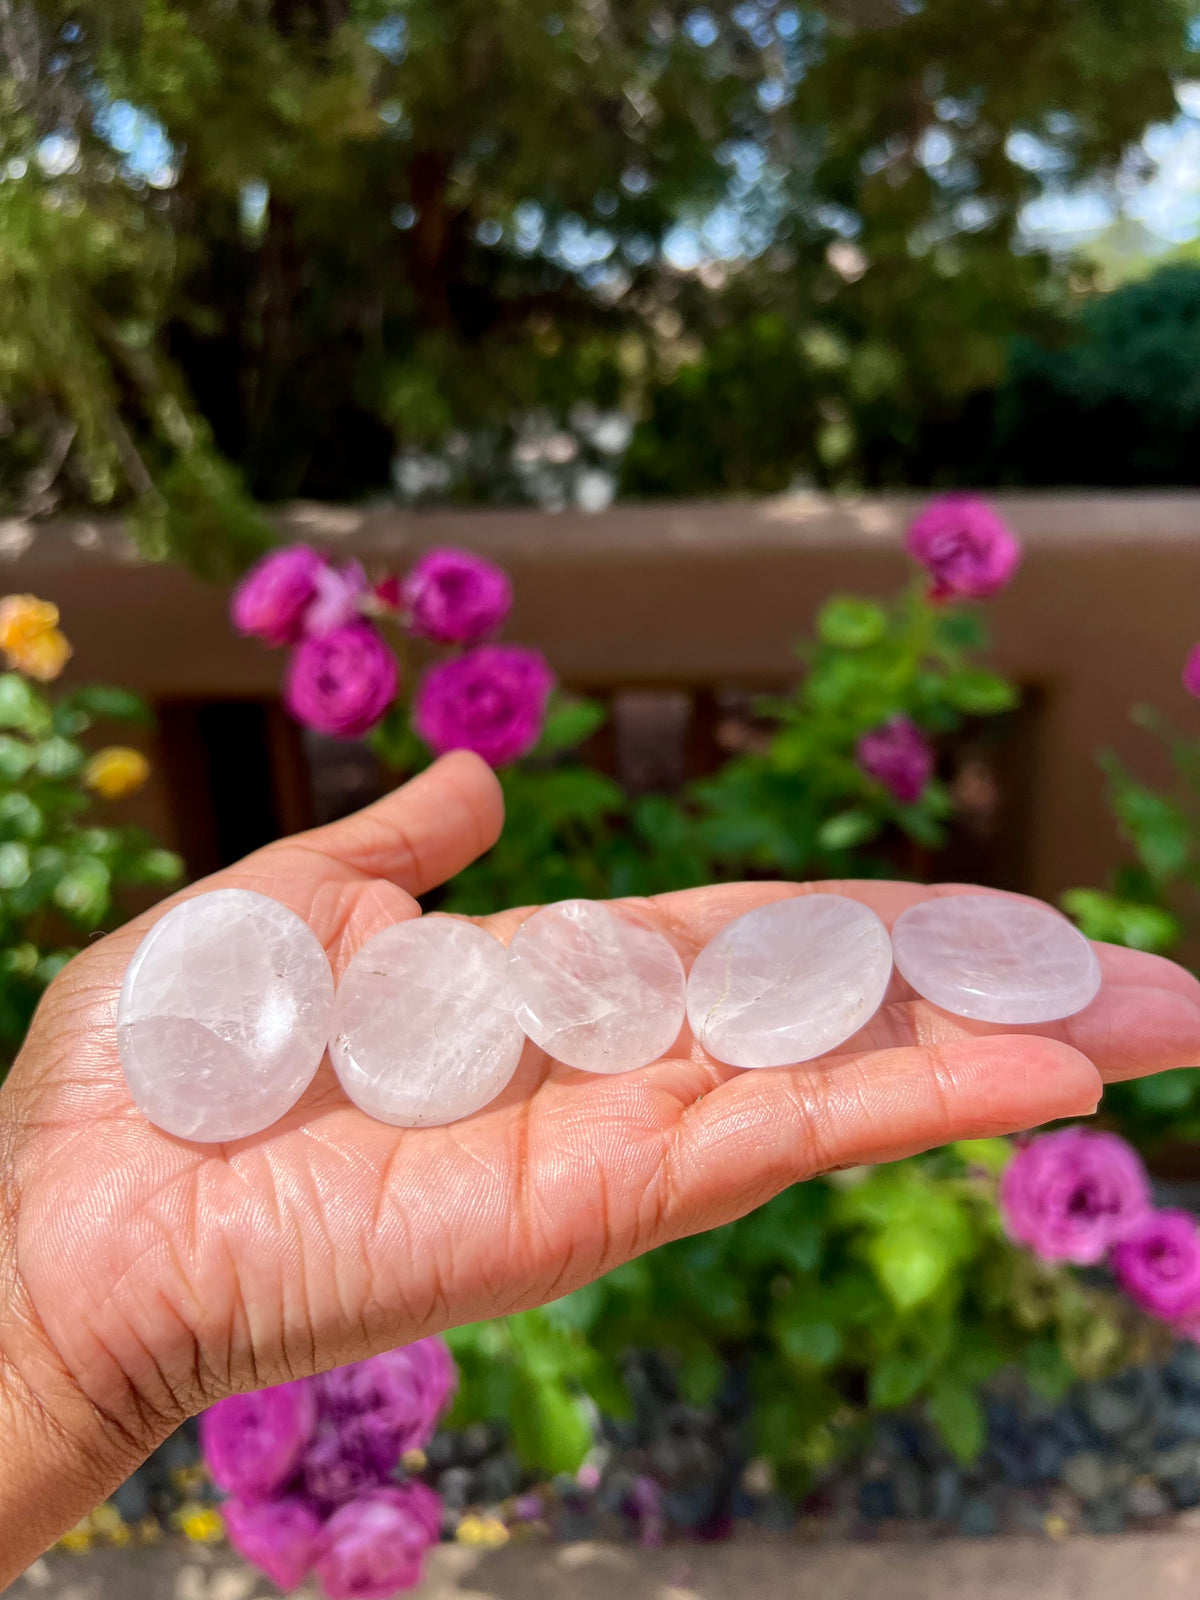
0,1192 -> 157,1582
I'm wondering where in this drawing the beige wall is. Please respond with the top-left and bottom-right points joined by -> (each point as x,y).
5,491 -> 1198,904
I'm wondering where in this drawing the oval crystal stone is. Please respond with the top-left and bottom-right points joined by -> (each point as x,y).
891,894 -> 1102,1023
117,889 -> 334,1142
330,917 -> 524,1127
687,894 -> 893,1069
508,899 -> 686,1073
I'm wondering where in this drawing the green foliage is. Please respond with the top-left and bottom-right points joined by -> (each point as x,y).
0,1 -> 1191,562
1064,706 -> 1200,1144
986,264 -> 1200,489
441,583 -> 1018,914
0,672 -> 183,1063
449,1148 -> 1132,1482
691,587 -> 1015,881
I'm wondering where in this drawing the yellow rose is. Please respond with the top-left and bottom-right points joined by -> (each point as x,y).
85,747 -> 151,800
0,593 -> 72,681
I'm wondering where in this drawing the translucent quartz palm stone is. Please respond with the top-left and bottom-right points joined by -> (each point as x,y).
687,894 -> 893,1069
508,899 -> 687,1073
891,894 -> 1102,1024
117,889 -> 334,1142
329,918 -> 524,1127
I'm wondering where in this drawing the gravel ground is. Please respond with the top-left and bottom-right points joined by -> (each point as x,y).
13,1531 -> 1200,1600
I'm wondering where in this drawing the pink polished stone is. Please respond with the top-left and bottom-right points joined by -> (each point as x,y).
117,889 -> 334,1141
686,894 -> 893,1069
330,917 -> 524,1127
508,899 -> 686,1073
891,894 -> 1102,1023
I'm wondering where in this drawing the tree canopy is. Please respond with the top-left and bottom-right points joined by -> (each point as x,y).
0,0 -> 1192,572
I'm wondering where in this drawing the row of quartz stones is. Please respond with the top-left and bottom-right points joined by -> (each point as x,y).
116,889 -> 1101,1143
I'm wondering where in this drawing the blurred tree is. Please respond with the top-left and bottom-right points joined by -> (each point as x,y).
0,0 -> 1191,570
984,261 -> 1200,487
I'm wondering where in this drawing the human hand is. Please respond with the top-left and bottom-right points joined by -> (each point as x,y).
2,750 -> 1199,1575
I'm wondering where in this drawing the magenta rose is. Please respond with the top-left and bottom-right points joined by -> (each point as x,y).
414,644 -> 553,767
1112,1209 -> 1200,1323
284,622 -> 399,739
304,560 -> 368,637
998,1128 -> 1151,1265
856,715 -> 934,804
223,1496 -> 323,1591
232,545 -> 327,647
404,547 -> 513,645
319,1340 -> 457,1472
200,1380 -> 317,1500
1183,644 -> 1200,700
905,493 -> 1021,600
314,1483 -> 443,1600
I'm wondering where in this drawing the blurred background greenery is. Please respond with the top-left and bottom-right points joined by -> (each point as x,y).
4,0 -> 1200,571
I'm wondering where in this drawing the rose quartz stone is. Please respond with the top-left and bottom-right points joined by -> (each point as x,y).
891,894 -> 1102,1023
330,918 -> 524,1127
686,895 -> 893,1069
118,889 -> 334,1142
508,899 -> 686,1073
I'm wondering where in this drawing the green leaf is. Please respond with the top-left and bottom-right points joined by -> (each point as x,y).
928,1378 -> 985,1463
34,737 -> 85,778
1023,1338 -> 1075,1401
933,609 -> 986,651
534,697 -> 607,755
1128,1067 -> 1200,1114
0,736 -> 33,780
775,1313 -> 843,1371
0,793 -> 43,840
869,1350 -> 931,1409
0,842 -> 30,890
368,703 -> 428,773
944,670 -> 1018,716
817,596 -> 888,649
1107,775 -> 1193,881
1060,888 -> 1181,954
509,1370 -> 593,1475
0,942 -> 38,977
867,1224 -> 954,1309
35,950 -> 76,986
951,1138 -> 1013,1175
0,675 -> 46,734
678,1345 -> 725,1405
526,768 -> 624,824
816,808 -> 881,851
129,848 -> 185,884
52,858 -> 111,924
65,685 -> 152,725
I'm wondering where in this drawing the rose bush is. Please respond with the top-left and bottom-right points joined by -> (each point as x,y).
0,595 -> 183,1069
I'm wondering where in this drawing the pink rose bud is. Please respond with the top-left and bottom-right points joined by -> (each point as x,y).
222,1496 -> 323,1592
998,1128 -> 1151,1264
856,715 -> 934,804
314,1483 -> 443,1600
284,622 -> 399,740
200,1380 -> 317,1500
414,644 -> 554,767
1112,1209 -> 1200,1324
231,545 -> 327,647
404,547 -> 513,645
314,1338 -> 457,1489
905,493 -> 1021,600
1183,644 -> 1200,699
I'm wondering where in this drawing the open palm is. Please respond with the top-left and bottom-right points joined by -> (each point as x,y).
3,751 -> 1200,1571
